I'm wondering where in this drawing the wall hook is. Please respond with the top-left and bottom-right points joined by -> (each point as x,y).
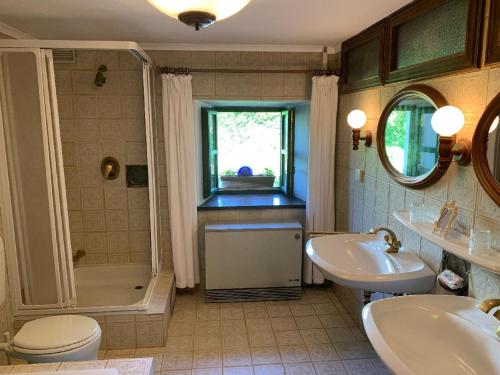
95,64 -> 107,87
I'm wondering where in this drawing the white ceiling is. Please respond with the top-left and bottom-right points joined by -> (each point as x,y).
0,0 -> 412,48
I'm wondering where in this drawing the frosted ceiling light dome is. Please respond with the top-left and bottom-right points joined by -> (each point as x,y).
431,106 -> 465,137
347,110 -> 367,129
148,0 -> 253,29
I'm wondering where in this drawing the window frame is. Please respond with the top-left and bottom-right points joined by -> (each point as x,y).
201,106 -> 295,199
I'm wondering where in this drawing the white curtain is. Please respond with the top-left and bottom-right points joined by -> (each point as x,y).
304,75 -> 339,284
161,74 -> 199,288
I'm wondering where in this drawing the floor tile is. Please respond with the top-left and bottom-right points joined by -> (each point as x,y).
251,347 -> 282,365
283,362 -> 316,375
326,328 -> 357,343
194,335 -> 222,351
163,351 -> 194,370
313,361 -> 347,375
223,349 -> 253,366
306,344 -> 339,361
245,307 -> 269,319
166,336 -> 195,352
249,332 -> 277,347
289,304 -> 315,317
224,366 -> 254,375
223,335 -> 250,350
193,351 -> 223,369
192,368 -> 222,375
271,318 -> 298,331
267,305 -> 292,318
295,316 -> 322,330
247,319 -> 273,333
300,329 -> 330,345
223,366 -> 255,375
274,331 -> 303,347
341,359 -> 376,375
319,315 -> 347,329
195,321 -> 221,336
333,342 -> 376,360
222,320 -> 247,336
222,308 -> 245,320
253,364 -> 285,375
278,346 -> 310,364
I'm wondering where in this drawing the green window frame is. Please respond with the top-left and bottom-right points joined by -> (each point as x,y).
201,107 -> 295,199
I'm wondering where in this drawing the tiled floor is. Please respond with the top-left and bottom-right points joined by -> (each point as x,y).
100,288 -> 392,375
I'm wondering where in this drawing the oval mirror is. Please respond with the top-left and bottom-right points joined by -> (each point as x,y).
472,93 -> 500,205
377,85 -> 447,188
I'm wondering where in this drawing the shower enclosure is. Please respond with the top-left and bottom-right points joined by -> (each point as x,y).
0,40 -> 162,315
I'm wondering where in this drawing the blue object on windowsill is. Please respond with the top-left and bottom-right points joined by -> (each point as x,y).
237,166 -> 253,176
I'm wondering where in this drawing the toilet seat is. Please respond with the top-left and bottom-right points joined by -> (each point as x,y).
13,315 -> 101,355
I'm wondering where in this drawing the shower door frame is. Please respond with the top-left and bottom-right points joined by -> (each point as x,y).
0,41 -> 159,315
0,47 -> 74,311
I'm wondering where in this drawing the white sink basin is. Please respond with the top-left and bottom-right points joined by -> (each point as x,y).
363,295 -> 500,375
305,233 -> 435,293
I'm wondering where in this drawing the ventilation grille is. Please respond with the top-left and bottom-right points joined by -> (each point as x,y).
205,287 -> 302,303
52,49 -> 76,64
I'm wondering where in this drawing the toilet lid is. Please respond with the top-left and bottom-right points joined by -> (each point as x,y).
13,315 -> 100,352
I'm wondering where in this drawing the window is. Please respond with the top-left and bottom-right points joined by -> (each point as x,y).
202,107 -> 295,198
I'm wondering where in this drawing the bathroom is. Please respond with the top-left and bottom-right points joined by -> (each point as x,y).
0,0 -> 498,374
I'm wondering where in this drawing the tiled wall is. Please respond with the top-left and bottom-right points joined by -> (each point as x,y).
55,50 -> 152,265
335,66 -> 500,319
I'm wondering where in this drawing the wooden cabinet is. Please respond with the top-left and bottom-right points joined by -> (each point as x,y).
340,0 -> 484,92
340,23 -> 384,93
486,0 -> 500,65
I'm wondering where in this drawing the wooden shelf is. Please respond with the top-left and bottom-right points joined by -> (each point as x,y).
393,211 -> 500,274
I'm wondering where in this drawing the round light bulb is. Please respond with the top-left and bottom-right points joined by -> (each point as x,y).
431,106 -> 464,137
148,0 -> 252,22
347,110 -> 367,129
489,115 -> 499,134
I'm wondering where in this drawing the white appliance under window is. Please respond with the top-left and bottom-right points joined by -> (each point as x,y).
205,222 -> 303,302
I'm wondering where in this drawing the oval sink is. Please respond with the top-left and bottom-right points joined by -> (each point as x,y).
305,233 -> 435,293
363,295 -> 500,375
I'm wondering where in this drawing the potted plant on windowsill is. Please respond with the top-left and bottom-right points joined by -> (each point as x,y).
220,167 -> 276,189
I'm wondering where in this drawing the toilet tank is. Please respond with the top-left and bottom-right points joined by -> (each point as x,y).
205,221 -> 303,302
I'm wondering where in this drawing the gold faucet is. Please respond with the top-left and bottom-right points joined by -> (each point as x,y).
477,299 -> 500,337
73,249 -> 86,263
369,227 -> 402,253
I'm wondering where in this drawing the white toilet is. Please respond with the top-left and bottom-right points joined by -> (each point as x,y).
5,315 -> 101,363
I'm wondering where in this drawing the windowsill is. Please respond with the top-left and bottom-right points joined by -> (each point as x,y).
197,193 -> 306,210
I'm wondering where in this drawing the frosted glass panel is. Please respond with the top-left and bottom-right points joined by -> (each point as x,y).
396,0 -> 468,69
0,52 -> 59,305
346,37 -> 381,83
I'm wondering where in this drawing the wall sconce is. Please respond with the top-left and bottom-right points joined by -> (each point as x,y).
431,105 -> 471,166
347,110 -> 372,150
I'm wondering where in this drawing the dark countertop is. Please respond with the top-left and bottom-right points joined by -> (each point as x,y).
198,193 -> 306,210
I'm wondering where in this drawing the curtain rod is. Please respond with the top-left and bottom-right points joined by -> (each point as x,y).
158,66 -> 339,76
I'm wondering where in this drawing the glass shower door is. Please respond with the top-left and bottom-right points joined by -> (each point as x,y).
0,48 -> 75,310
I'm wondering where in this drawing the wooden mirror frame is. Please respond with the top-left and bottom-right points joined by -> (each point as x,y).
472,93 -> 500,205
377,84 -> 448,188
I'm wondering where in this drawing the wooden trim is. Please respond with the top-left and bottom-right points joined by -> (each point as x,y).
383,0 -> 483,84
472,93 -> 500,205
340,22 -> 385,93
376,84 -> 450,188
486,0 -> 500,65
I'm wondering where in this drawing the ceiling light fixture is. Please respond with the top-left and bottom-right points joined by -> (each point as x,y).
147,0 -> 253,30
